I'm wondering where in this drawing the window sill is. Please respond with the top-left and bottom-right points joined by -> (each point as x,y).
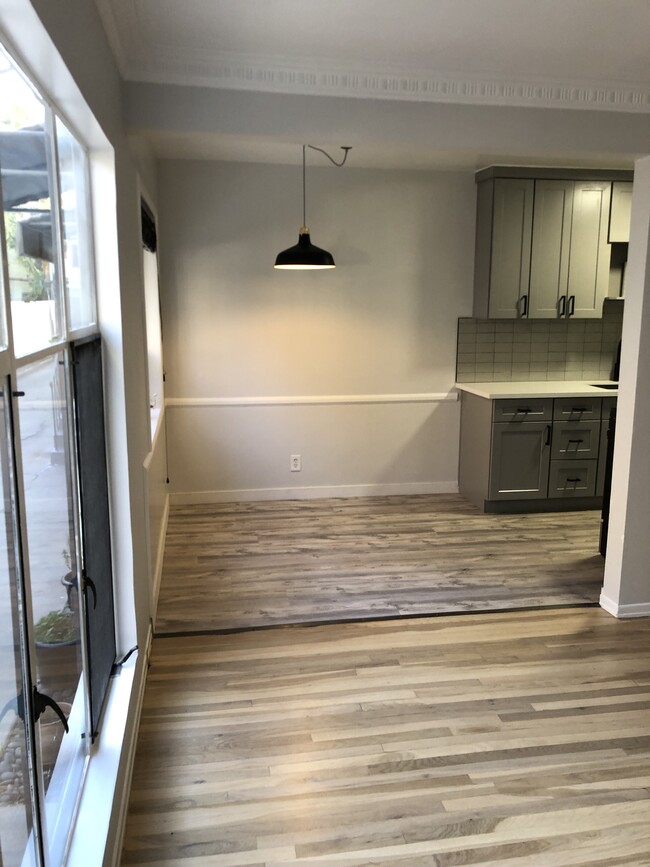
66,652 -> 140,867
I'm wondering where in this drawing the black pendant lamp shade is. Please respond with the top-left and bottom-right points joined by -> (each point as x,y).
274,228 -> 335,270
274,144 -> 350,270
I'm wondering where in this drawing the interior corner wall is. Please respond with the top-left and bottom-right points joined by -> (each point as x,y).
158,160 -> 475,501
601,154 -> 650,617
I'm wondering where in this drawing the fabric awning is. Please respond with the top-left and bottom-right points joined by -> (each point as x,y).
0,125 -> 49,210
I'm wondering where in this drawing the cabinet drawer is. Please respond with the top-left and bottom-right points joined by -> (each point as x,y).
553,396 -> 602,421
551,420 -> 601,459
549,460 -> 597,497
492,399 -> 553,422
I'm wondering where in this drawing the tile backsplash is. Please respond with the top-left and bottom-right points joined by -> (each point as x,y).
456,299 -> 623,383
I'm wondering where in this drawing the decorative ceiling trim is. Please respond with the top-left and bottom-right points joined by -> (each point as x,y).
91,0 -> 650,116
123,54 -> 650,113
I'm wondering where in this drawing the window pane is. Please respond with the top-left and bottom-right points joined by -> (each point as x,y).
56,119 -> 96,331
17,353 -> 86,865
0,47 -> 64,357
0,383 -> 38,866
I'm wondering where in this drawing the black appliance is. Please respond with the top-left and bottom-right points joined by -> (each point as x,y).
599,407 -> 616,556
611,340 -> 621,381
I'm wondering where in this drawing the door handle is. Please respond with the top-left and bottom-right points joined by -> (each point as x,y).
1,688 -> 69,733
83,573 -> 98,610
545,425 -> 552,446
558,295 -> 567,317
568,295 -> 576,317
32,687 -> 69,732
519,295 -> 528,317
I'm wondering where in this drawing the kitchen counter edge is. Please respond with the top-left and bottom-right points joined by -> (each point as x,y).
455,380 -> 618,400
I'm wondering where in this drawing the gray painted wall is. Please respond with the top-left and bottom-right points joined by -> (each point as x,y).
158,160 -> 475,499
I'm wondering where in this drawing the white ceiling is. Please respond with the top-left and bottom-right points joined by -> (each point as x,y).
96,0 -> 650,167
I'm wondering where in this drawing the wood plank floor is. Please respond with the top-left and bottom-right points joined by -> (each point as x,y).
155,495 -> 604,635
122,607 -> 650,865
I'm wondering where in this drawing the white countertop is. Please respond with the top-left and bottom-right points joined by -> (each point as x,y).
455,380 -> 618,399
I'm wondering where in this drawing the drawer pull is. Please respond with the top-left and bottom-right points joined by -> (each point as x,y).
516,407 -> 532,414
570,407 -> 588,413
566,477 -> 582,483
568,438 -> 584,444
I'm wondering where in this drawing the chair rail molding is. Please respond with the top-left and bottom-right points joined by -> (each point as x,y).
166,392 -> 458,408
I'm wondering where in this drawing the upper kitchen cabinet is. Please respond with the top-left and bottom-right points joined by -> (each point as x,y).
472,167 -> 633,320
528,180 -> 611,319
474,178 -> 534,319
609,181 -> 633,243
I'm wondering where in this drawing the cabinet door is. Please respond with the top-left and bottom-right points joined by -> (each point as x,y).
528,181 -> 573,318
489,421 -> 551,500
609,181 -> 633,243
566,182 -> 612,318
488,179 -> 534,318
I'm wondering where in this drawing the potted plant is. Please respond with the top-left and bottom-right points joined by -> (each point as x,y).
33,549 -> 81,698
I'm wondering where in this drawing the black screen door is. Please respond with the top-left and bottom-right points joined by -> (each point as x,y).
71,336 -> 116,737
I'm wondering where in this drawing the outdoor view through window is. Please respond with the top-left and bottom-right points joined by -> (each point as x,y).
0,43 -> 98,866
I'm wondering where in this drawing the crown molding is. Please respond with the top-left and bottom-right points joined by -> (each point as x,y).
91,0 -> 650,114
123,51 -> 650,114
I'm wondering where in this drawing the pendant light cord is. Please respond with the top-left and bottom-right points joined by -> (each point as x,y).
307,144 -> 352,167
301,144 -> 351,231
302,144 -> 307,229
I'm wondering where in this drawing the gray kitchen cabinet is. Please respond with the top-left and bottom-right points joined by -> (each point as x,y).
473,167 -> 632,320
528,180 -> 611,319
596,397 -> 617,497
459,390 -> 613,512
566,182 -> 612,318
553,396 -> 601,421
609,181 -> 633,243
527,180 -> 573,318
489,421 -> 551,500
473,178 -> 534,319
551,420 -> 600,460
549,459 -> 597,497
493,398 -> 552,422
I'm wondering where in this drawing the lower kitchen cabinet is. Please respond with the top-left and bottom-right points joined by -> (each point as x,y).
489,421 -> 551,500
459,391 -> 614,512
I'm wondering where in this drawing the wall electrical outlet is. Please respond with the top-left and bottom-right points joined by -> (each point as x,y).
290,454 -> 302,472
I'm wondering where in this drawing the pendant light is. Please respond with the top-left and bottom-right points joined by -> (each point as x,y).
274,144 -> 351,270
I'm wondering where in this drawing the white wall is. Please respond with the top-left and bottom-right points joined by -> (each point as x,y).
601,155 -> 650,617
159,160 -> 475,500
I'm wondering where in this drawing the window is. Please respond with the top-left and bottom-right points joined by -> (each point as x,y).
56,118 -> 96,332
141,199 -> 164,433
0,42 -> 110,866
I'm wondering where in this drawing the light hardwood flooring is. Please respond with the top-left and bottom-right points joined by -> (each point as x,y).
122,607 -> 650,865
155,495 -> 604,635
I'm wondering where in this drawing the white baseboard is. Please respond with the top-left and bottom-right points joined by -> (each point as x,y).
600,592 -> 650,618
170,481 -> 459,506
